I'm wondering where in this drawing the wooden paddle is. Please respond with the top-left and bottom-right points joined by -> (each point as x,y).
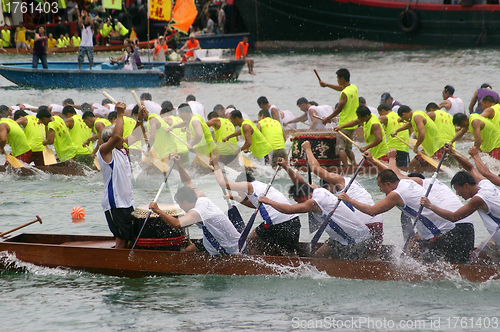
168,130 -> 214,170
40,125 -> 57,165
131,157 -> 176,250
238,165 -> 281,251
226,142 -> 256,168
310,156 -> 366,253
0,215 -> 42,237
86,145 -> 101,170
314,69 -> 321,81
2,152 -> 26,168
393,135 -> 442,169
409,137 -> 467,160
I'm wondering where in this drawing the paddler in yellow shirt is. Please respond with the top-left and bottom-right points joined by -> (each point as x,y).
257,109 -> 286,167
392,105 -> 447,167
36,107 -> 77,165
82,111 -> 112,157
206,111 -> 238,165
451,113 -> 500,160
0,107 -> 32,164
223,109 -> 272,161
377,103 -> 410,167
318,68 -> 359,167
478,95 -> 500,132
14,109 -> 45,166
166,103 -> 216,157
160,102 -> 190,166
62,105 -> 93,166
425,102 -> 456,146
335,106 -> 389,166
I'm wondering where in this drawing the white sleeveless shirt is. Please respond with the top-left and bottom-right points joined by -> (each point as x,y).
311,188 -> 370,245
447,97 -> 465,116
246,181 -> 299,225
476,180 -> 500,245
97,148 -> 134,211
422,178 -> 473,225
307,106 -> 330,130
343,177 -> 383,225
392,179 -> 455,240
80,25 -> 93,47
192,197 -> 240,255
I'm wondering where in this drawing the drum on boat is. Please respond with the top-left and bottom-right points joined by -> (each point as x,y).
131,203 -> 186,250
290,130 -> 341,166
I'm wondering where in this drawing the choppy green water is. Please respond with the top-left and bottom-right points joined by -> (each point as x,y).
1,49 -> 500,331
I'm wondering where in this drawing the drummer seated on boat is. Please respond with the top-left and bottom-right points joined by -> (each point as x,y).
97,102 -> 144,249
421,145 -> 500,264
334,105 -> 389,166
337,168 -> 471,264
258,163 -> 370,259
301,142 -> 384,254
213,156 -> 301,255
150,155 -> 240,256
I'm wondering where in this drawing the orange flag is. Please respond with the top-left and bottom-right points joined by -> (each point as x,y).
149,0 -> 172,21
171,0 -> 197,34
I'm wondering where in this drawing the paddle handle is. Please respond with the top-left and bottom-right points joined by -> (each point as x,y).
169,130 -> 189,146
102,91 -> 118,104
286,125 -> 299,132
314,69 -> 321,81
310,157 -> 366,252
132,157 -> 176,250
238,165 -> 282,250
335,127 -> 363,151
393,134 -> 414,150
131,90 -> 141,106
0,216 -> 42,237
469,222 -> 500,264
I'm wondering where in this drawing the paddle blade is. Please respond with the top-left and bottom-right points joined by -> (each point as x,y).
5,154 -> 26,168
191,154 -> 214,170
94,157 -> 101,171
239,154 -> 256,168
308,211 -> 323,234
418,152 -> 441,169
238,211 -> 258,251
43,146 -> 57,165
228,205 -> 245,233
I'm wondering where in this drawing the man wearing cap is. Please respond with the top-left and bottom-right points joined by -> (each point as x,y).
439,85 -> 465,116
380,92 -> 402,113
179,33 -> 200,60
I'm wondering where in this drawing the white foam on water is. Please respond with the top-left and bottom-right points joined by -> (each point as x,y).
0,251 -> 81,277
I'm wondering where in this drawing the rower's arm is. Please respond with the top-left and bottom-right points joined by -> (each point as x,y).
338,191 -> 402,216
448,147 -> 485,183
327,92 -> 347,121
438,100 -> 451,111
302,142 -> 344,189
189,119 -> 204,148
285,113 -> 307,125
421,196 -> 484,222
469,90 -> 479,114
391,121 -> 411,136
364,123 -> 383,150
258,196 -> 318,214
413,115 -> 426,149
449,127 -> 467,145
64,117 -> 74,130
44,128 -> 55,145
470,147 -> 500,186
318,80 -> 343,92
335,118 -> 360,131
471,119 -> 484,150
205,118 -> 220,130
213,158 -> 252,194
239,124 -> 253,152
222,130 -> 240,142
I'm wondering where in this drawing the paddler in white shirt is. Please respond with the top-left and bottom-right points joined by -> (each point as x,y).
257,158 -> 370,259
420,145 -> 500,263
150,154 -> 240,256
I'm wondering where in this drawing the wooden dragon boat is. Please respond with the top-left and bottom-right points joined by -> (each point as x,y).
0,165 -> 97,176
0,233 -> 499,282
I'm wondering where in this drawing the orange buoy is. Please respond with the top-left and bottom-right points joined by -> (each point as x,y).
71,206 -> 85,219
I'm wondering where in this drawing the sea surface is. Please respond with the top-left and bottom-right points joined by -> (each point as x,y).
1,49 -> 500,331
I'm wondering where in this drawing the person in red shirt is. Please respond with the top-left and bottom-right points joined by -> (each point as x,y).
235,36 -> 255,75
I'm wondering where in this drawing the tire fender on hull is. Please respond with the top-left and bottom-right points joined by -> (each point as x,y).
398,10 -> 418,33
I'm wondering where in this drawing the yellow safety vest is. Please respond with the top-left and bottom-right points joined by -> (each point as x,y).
22,115 -> 45,152
71,36 -> 81,47
258,117 -> 286,150
170,116 -> 189,154
100,23 -> 113,38
214,118 -> 238,155
57,38 -> 65,48
363,114 -> 388,159
1,29 -> 11,47
68,115 -> 92,155
47,116 -> 77,162
468,114 -> 500,153
433,110 -> 455,146
240,119 -> 272,158
411,111 -> 445,156
115,22 -> 129,36
92,118 -> 111,135
147,114 -> 177,158
339,84 -> 359,129
489,104 -> 500,132
189,114 -> 215,156
384,112 -> 409,152
0,118 -> 31,157
16,27 -> 26,43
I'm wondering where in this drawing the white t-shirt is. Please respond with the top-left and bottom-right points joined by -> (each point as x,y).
422,178 -> 473,225
447,97 -> 465,116
80,25 -> 93,47
343,177 -> 383,225
307,105 -> 330,130
392,179 -> 455,240
312,188 -> 370,245
245,181 -> 298,226
476,180 -> 500,245
97,148 -> 134,211
188,101 -> 205,120
281,110 -> 296,129
143,100 -> 161,115
192,197 -> 240,255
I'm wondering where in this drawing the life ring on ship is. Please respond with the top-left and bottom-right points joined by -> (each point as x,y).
398,10 -> 418,33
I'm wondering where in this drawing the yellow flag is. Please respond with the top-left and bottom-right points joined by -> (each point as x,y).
103,0 -> 122,10
171,0 -> 197,33
149,0 -> 172,22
